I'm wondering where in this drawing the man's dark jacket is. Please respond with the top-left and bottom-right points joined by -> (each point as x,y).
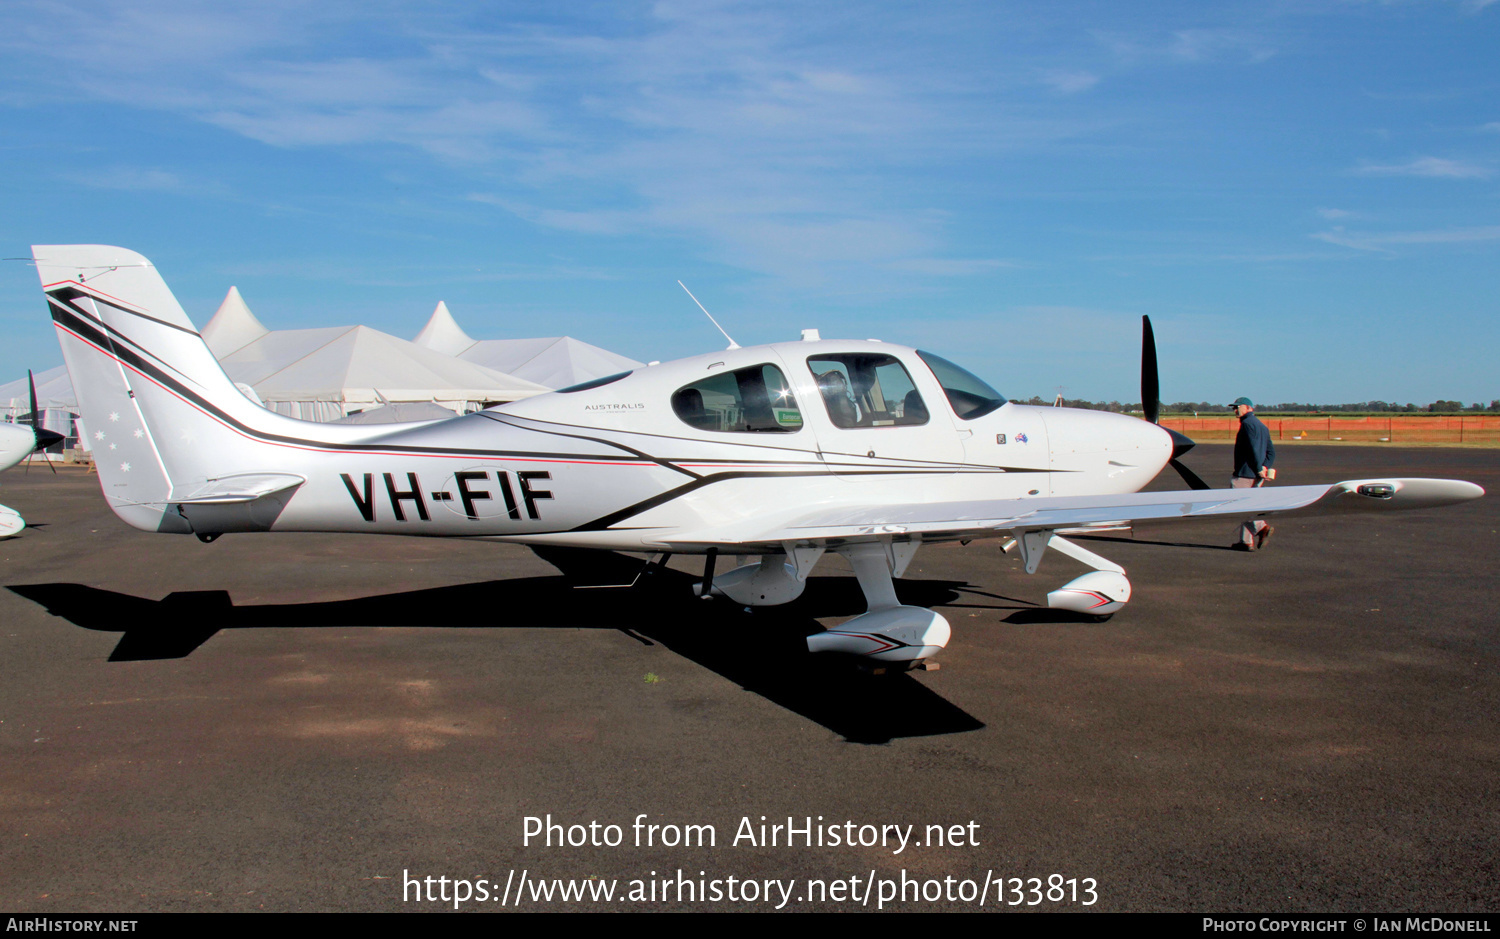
1234,412 -> 1276,479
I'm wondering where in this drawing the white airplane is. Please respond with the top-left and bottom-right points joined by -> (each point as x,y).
0,422 -> 36,473
0,420 -> 33,538
32,245 -> 1484,666
1,424 -> 34,537
1,372 -> 67,536
1,370 -> 66,474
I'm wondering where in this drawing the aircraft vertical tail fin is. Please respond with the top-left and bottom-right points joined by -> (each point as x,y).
33,245 -> 315,532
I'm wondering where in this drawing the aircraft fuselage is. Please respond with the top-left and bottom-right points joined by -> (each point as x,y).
202,340 -> 1175,551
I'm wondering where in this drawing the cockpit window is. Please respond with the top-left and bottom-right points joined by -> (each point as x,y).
916,351 -> 1006,420
807,354 -> 928,429
671,363 -> 802,433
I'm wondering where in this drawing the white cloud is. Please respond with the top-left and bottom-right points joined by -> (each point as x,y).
1042,70 -> 1099,94
890,258 -> 1020,276
1311,225 -> 1500,252
1353,157 -> 1492,179
470,195 -> 640,236
9,2 -> 1109,288
1093,27 -> 1275,65
1344,0 -> 1495,13
66,168 -> 185,191
1170,29 -> 1276,64
58,166 -> 243,202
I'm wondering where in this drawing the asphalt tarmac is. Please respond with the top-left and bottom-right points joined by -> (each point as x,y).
0,444 -> 1495,913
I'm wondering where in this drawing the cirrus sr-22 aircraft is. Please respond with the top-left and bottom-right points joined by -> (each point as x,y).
31,245 -> 1484,667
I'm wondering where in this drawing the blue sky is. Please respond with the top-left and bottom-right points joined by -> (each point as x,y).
1,0 -> 1495,404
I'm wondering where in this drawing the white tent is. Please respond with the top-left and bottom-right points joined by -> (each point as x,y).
200,285 -> 269,357
414,302 -> 642,389
202,289 -> 549,421
332,402 -> 458,424
0,365 -> 76,414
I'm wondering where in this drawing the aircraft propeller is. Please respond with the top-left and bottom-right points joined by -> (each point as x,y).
21,369 -> 64,474
1141,316 -> 1211,491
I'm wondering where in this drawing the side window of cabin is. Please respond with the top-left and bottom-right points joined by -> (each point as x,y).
671,363 -> 803,433
807,354 -> 928,429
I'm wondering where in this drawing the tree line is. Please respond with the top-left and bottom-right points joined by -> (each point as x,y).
1019,398 -> 1500,414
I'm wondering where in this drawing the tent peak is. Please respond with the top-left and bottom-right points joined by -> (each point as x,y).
414,300 -> 476,356
202,286 -> 270,358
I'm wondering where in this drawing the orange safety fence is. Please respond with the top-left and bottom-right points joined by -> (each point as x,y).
1160,415 -> 1500,444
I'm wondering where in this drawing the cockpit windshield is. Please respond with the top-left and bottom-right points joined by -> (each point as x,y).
916,351 -> 1006,420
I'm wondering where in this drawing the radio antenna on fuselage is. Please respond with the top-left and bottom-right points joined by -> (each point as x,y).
677,280 -> 739,350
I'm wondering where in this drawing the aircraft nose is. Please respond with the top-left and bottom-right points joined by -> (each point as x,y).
1041,408 -> 1174,492
1045,408 -> 1173,460
1109,409 -> 1175,457
0,423 -> 38,472
1139,414 -> 1176,459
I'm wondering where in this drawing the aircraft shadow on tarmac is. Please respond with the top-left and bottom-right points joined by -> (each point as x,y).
4,558 -> 1059,744
1071,533 -> 1242,552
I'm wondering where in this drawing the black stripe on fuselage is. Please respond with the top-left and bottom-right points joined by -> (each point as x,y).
567,466 -> 994,532
47,294 -> 663,464
479,412 -> 703,480
570,471 -> 817,531
485,411 -> 1053,476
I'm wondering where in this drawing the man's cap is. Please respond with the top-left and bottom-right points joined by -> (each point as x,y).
1230,396 -> 1254,408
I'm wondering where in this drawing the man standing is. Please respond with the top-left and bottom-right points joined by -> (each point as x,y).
1230,396 -> 1276,550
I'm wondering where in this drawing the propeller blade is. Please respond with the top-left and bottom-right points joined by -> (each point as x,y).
1141,317 -> 1209,491
1144,325 -> 1207,491
1141,316 -> 1160,425
26,367 -> 64,470
1169,458 -> 1212,491
27,369 -> 39,429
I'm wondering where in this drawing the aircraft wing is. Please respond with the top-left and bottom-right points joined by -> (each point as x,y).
658,478 -> 1483,550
